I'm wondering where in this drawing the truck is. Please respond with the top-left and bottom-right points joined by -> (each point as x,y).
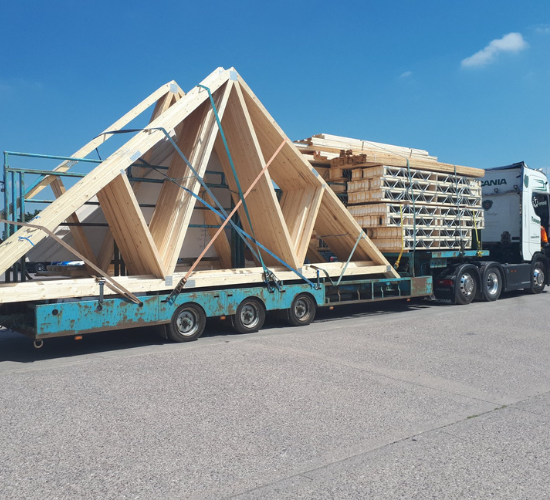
0,160 -> 547,348
431,162 -> 549,303
0,68 -> 547,347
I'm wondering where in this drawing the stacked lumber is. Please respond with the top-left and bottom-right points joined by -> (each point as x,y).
344,160 -> 484,252
294,133 -> 484,252
295,133 -> 438,163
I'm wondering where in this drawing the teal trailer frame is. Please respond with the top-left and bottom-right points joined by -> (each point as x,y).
1,276 -> 433,340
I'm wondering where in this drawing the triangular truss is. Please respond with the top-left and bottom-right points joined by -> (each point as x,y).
0,67 -> 398,303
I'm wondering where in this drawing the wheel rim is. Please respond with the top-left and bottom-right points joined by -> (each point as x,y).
534,265 -> 545,286
486,271 -> 499,296
459,273 -> 475,297
240,302 -> 260,329
176,309 -> 199,337
293,298 -> 311,321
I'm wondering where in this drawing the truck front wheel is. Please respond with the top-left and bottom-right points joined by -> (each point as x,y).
527,260 -> 546,294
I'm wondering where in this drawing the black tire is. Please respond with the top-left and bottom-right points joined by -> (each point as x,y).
231,298 -> 265,334
455,269 -> 478,305
166,303 -> 206,342
480,266 -> 502,302
34,263 -> 46,272
527,260 -> 546,294
286,293 -> 317,326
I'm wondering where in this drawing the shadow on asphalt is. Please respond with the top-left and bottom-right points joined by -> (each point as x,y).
0,290 -> 538,364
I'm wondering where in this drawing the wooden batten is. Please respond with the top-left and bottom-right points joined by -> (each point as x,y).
149,81 -> 233,273
97,174 -> 165,277
280,186 -> 324,264
202,190 -> 232,269
0,261 -> 388,304
50,179 -> 98,272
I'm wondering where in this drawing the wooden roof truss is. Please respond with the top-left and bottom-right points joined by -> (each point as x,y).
0,67 -> 397,304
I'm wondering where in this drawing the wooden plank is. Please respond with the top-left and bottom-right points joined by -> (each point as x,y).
149,81 -> 233,273
0,67 -> 233,276
131,88 -> 184,186
97,174 -> 165,277
0,261 -> 389,304
96,232 -> 115,272
332,153 -> 484,178
49,179 -> 98,273
214,83 -> 299,269
202,191 -> 232,269
280,186 -> 324,264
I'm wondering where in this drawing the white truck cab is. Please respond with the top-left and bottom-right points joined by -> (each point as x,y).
482,162 -> 550,262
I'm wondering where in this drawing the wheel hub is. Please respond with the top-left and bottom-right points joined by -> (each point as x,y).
534,268 -> 544,286
240,304 -> 259,328
460,274 -> 474,296
486,271 -> 499,295
294,300 -> 307,319
176,310 -> 198,336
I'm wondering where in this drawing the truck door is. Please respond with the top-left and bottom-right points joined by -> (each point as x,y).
533,192 -> 550,247
522,170 -> 550,260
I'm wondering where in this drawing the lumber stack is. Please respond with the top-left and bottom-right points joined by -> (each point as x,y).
341,152 -> 484,252
295,134 -> 485,253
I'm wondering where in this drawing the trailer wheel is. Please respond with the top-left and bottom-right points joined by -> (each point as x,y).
455,269 -> 477,305
527,260 -> 546,294
286,293 -> 316,326
480,266 -> 502,302
231,298 -> 265,334
167,303 -> 206,342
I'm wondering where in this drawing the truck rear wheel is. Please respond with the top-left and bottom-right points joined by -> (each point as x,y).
286,293 -> 316,326
480,266 -> 502,302
455,269 -> 477,305
527,260 -> 546,294
167,303 -> 206,342
231,298 -> 265,334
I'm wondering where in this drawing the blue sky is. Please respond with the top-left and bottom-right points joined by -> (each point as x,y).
1,0 -> 549,181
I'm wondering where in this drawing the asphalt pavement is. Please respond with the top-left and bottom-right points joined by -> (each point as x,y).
1,291 -> 549,499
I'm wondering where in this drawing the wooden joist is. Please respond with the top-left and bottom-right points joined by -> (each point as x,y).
149,82 -> 233,273
0,261 -> 391,305
97,174 -> 166,277
215,83 -> 299,269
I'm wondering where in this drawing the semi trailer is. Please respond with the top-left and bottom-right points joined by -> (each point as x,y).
0,68 -> 547,347
0,161 -> 547,347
